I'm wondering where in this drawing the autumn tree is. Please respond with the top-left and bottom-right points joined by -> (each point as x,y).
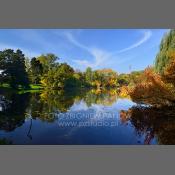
130,30 -> 175,107
130,70 -> 143,85
129,67 -> 175,106
85,68 -> 118,88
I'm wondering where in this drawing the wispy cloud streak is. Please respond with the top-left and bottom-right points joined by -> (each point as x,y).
115,30 -> 152,53
63,30 -> 152,70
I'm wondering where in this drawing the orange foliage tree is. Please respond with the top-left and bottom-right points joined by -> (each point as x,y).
129,67 -> 175,106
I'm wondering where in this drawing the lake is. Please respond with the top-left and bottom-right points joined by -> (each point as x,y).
0,88 -> 174,145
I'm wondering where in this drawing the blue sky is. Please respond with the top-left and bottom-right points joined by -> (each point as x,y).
0,29 -> 168,73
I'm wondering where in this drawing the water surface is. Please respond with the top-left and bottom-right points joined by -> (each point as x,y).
0,88 -> 174,145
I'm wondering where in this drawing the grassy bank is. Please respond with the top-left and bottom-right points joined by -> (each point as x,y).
0,83 -> 43,93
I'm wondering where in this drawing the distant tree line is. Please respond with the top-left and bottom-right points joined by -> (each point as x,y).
0,49 -> 142,90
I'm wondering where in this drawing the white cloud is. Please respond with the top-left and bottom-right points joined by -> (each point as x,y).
0,29 -> 152,70
63,30 -> 152,70
64,31 -> 89,51
73,47 -> 111,69
64,31 -> 111,69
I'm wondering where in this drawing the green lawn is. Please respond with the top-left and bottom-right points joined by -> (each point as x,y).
0,83 -> 11,88
29,84 -> 43,90
0,83 -> 43,92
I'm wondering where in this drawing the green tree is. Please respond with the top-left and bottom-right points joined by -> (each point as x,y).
85,67 -> 93,84
162,51 -> 175,87
37,53 -> 59,73
30,57 -> 43,84
25,57 -> 31,73
73,70 -> 86,87
41,63 -> 74,89
0,49 -> 29,89
155,29 -> 175,73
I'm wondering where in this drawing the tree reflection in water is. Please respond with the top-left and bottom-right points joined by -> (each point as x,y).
1,88 -> 175,145
0,88 -> 119,125
34,88 -> 119,122
120,106 -> 175,145
83,89 -> 118,107
0,91 -> 30,132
